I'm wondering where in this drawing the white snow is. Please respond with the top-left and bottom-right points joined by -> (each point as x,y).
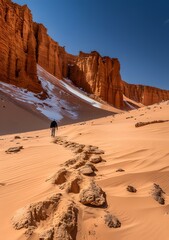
123,99 -> 135,109
59,80 -> 102,108
123,94 -> 144,109
0,78 -> 78,121
37,64 -> 103,109
0,65 -> 107,121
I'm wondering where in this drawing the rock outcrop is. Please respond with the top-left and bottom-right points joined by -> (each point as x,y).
12,193 -> 78,240
46,168 -> 70,185
12,193 -> 62,230
79,181 -> 106,207
122,81 -> 169,106
152,183 -> 165,205
104,212 -> 121,228
5,146 -> 23,154
33,23 -> 76,80
68,51 -> 124,108
0,0 -> 45,97
0,0 -> 169,109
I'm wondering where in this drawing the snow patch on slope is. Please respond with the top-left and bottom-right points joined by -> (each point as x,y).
0,79 -> 78,121
59,79 -> 101,108
0,65 -> 122,122
123,94 -> 144,109
0,65 -> 103,121
37,64 -> 123,114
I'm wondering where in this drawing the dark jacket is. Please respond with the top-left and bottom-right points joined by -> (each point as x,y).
50,120 -> 58,128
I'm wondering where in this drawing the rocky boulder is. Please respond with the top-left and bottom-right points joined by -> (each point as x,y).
12,193 -> 62,230
104,213 -> 121,228
5,146 -> 23,154
80,165 -> 95,176
46,168 -> 69,185
79,181 -> 106,207
152,183 -> 165,205
52,201 -> 78,240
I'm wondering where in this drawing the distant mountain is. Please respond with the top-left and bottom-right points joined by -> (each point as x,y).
0,0 -> 169,111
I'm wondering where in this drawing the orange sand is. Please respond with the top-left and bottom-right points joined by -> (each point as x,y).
0,101 -> 169,240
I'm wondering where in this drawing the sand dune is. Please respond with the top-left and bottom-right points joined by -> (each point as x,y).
0,101 -> 169,240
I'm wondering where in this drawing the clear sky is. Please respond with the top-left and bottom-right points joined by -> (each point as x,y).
13,0 -> 169,90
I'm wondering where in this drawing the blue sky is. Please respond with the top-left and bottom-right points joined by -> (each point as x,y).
13,0 -> 169,90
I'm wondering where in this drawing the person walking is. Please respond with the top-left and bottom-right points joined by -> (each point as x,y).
50,119 -> 58,137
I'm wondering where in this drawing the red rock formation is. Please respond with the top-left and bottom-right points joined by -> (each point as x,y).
0,0 -> 169,108
122,81 -> 169,105
68,51 -> 124,108
33,22 -> 76,80
33,22 -> 124,107
0,0 -> 45,96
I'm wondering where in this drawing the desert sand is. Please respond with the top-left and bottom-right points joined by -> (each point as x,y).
1,101 -> 169,240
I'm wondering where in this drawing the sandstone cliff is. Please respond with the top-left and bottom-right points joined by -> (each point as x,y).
0,0 -> 45,97
0,0 -> 169,109
122,81 -> 169,106
33,23 -> 76,80
68,51 -> 124,108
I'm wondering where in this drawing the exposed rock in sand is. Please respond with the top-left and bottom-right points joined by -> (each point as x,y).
39,227 -> 54,240
2,101 -> 169,240
73,145 -> 86,154
66,176 -> 82,194
79,181 -> 106,207
80,165 -> 95,176
5,146 -> 23,154
126,185 -> 137,193
116,168 -> 125,172
73,160 -> 86,169
54,138 -> 105,159
63,158 -> 78,167
24,227 -> 36,238
52,201 -> 78,240
104,212 -> 121,228
79,163 -> 97,176
152,183 -> 165,205
135,120 -> 169,128
79,152 -> 90,160
90,155 -> 103,164
12,193 -> 62,230
14,136 -> 21,139
83,145 -> 105,155
46,169 -> 70,185
12,192 -> 78,240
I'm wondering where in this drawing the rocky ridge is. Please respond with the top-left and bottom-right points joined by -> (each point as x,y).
10,132 -> 167,239
11,136 -> 121,239
0,0 -> 169,109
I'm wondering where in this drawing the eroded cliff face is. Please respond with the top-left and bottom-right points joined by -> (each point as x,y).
34,23 -> 76,80
122,81 -> 169,106
68,51 -> 124,108
0,0 -> 45,96
0,0 -> 169,109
